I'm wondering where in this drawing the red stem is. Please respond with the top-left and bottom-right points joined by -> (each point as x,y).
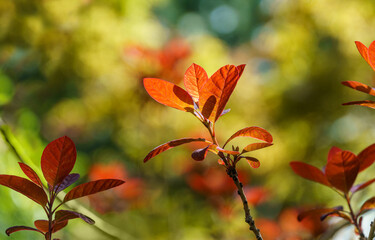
345,194 -> 365,239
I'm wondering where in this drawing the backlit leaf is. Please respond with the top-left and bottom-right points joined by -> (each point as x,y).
351,178 -> 375,193
143,78 -> 194,112
360,197 -> 375,213
368,40 -> 375,70
55,210 -> 95,225
199,65 -> 238,122
325,151 -> 359,193
342,81 -> 375,96
224,126 -> 273,147
18,162 -> 43,188
244,157 -> 260,168
290,162 -> 331,187
342,100 -> 375,109
41,136 -> 77,187
297,206 -> 343,222
184,63 -> 208,102
355,41 -> 369,64
6,226 -> 44,236
328,146 -> 342,163
216,146 -> 240,155
143,138 -> 207,162
0,175 -> 48,206
63,179 -> 125,203
54,173 -> 80,194
358,144 -> 375,172
243,142 -> 273,153
191,145 -> 210,161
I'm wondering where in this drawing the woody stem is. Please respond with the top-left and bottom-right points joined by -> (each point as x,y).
345,194 -> 365,239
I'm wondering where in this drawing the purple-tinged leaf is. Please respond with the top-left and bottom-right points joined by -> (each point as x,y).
342,100 -> 375,109
351,178 -> 375,194
18,163 -> 43,188
191,145 -> 210,161
54,173 -> 80,194
6,226 -> 44,236
55,210 -> 95,224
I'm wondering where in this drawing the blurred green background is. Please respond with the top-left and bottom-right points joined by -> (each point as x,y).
1,0 -> 375,239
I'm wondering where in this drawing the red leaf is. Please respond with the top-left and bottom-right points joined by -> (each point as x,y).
199,65 -> 239,122
223,126 -> 273,148
18,162 -> 43,188
290,162 -> 331,187
342,81 -> 375,96
328,146 -> 342,163
0,175 -> 48,206
325,150 -> 359,193
143,78 -> 194,112
218,159 -> 225,165
51,221 -> 68,233
41,136 -> 77,187
297,207 -> 343,222
143,138 -> 207,162
358,143 -> 375,172
6,226 -> 44,236
63,179 -> 125,203
351,178 -> 375,193
184,63 -> 208,102
191,145 -> 210,161
216,146 -> 240,155
368,40 -> 375,70
342,100 -> 375,109
243,142 -> 273,153
360,197 -> 375,213
34,220 -> 49,233
244,156 -> 260,168
355,41 -> 369,64
55,210 -> 95,224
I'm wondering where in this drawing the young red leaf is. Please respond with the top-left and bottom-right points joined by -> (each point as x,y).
342,100 -> 375,109
191,145 -> 210,161
297,206 -> 343,222
0,175 -> 48,206
143,78 -> 194,112
143,138 -> 207,162
325,150 -> 359,193
63,179 -> 125,203
342,81 -> 375,96
55,210 -> 95,224
18,162 -> 43,188
351,178 -> 375,194
52,221 -> 68,233
54,173 -> 80,194
328,146 -> 342,163
244,156 -> 260,168
6,226 -> 44,236
360,197 -> 375,213
184,63 -> 208,102
290,162 -> 331,187
368,40 -> 375,70
199,65 -> 239,122
41,136 -> 77,187
355,41 -> 369,63
223,126 -> 273,148
216,146 -> 240,155
358,143 -> 375,172
34,220 -> 49,233
242,142 -> 273,153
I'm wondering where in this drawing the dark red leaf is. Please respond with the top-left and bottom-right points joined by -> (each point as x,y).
342,81 -> 375,96
360,197 -> 375,213
342,100 -> 375,109
224,126 -> 273,148
351,178 -> 375,193
184,63 -> 208,102
242,142 -> 273,153
55,210 -> 95,224
298,206 -> 343,222
358,143 -> 375,172
244,157 -> 260,168
143,138 -> 207,162
18,162 -> 43,188
6,226 -> 44,236
199,65 -> 239,122
41,136 -> 77,187
54,173 -> 80,194
290,162 -> 331,187
355,41 -> 369,64
191,145 -> 210,161
34,220 -> 49,233
143,78 -> 194,112
63,179 -> 125,203
325,150 -> 359,193
0,175 -> 48,206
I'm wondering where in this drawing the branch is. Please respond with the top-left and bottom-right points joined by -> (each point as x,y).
369,219 -> 375,240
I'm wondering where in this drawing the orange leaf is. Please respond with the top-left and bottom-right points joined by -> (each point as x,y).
199,65 -> 239,122
358,143 -> 375,172
0,175 -> 48,207
355,41 -> 369,64
290,162 -> 331,187
368,40 -> 375,70
360,197 -> 375,213
342,81 -> 375,96
223,126 -> 273,148
244,157 -> 260,168
143,138 -> 207,162
243,142 -> 273,153
63,179 -> 125,203
216,146 -> 240,155
325,150 -> 359,193
6,226 -> 44,236
143,78 -> 194,112
342,100 -> 375,109
184,63 -> 208,102
18,162 -> 43,188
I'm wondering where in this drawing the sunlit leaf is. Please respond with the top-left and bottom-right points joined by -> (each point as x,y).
54,173 -> 80,194
355,41 -> 369,64
242,142 -> 273,153
143,138 -> 207,162
244,156 -> 260,168
63,179 -> 125,203
297,206 -> 343,222
351,178 -> 375,193
368,40 -> 375,70
191,145 -> 210,161
6,226 -> 44,236
342,100 -> 375,109
224,126 -> 273,147
290,162 -> 331,187
218,159 -> 225,165
328,146 -> 342,163
18,162 -> 43,188
216,146 -> 240,155
0,175 -> 48,206
360,197 -> 375,213
199,65 -> 238,122
358,144 -> 375,172
184,63 -> 208,102
143,78 -> 194,112
325,150 -> 359,193
55,210 -> 95,225
41,136 -> 77,187
342,81 -> 375,96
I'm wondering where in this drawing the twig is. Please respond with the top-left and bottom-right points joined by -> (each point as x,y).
369,219 -> 375,240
